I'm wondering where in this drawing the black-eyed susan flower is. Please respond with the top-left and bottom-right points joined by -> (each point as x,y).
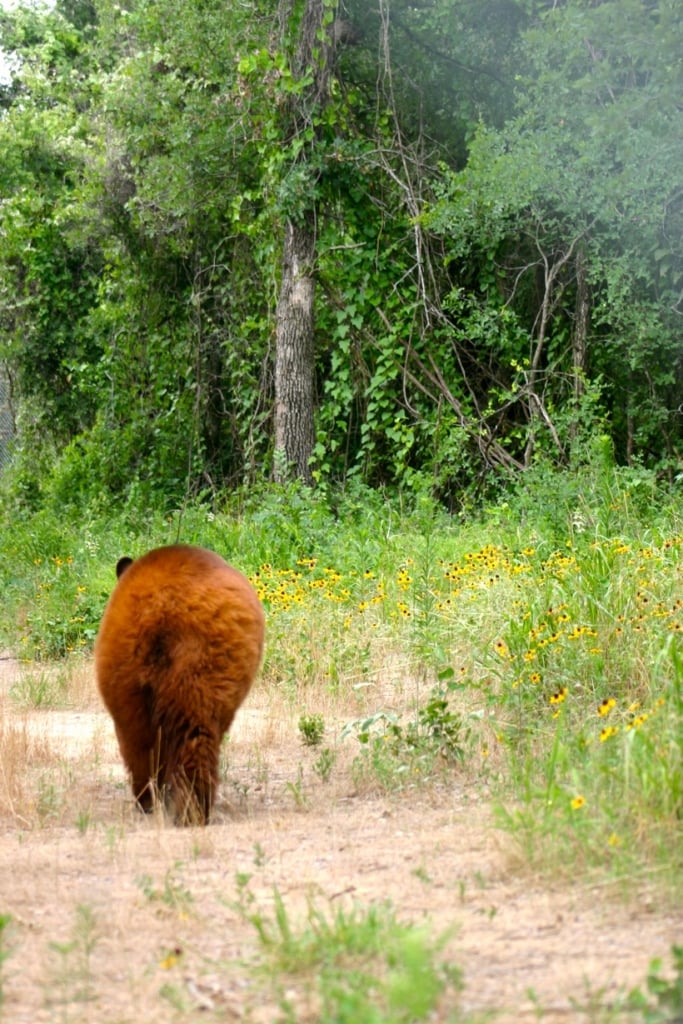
159,947 -> 183,970
494,639 -> 511,659
626,713 -> 649,731
549,687 -> 568,705
598,698 -> 616,717
600,725 -> 619,742
570,795 -> 585,810
397,567 -> 413,590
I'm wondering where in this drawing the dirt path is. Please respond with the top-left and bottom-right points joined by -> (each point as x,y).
0,658 -> 680,1022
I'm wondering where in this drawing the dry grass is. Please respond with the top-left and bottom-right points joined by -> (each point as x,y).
0,657 -> 681,1023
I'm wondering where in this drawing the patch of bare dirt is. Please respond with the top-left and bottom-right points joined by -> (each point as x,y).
0,657 -> 680,1023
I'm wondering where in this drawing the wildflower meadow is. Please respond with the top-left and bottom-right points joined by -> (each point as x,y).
1,471 -> 680,893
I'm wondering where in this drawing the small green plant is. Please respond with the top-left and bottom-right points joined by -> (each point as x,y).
0,913 -> 13,1008
285,766 -> 308,809
410,689 -> 470,763
159,981 -> 189,1012
36,775 -> 65,825
102,823 -> 124,854
627,945 -> 683,1023
9,669 -> 68,709
135,863 -> 194,916
75,809 -> 91,834
298,714 -> 325,747
45,904 -> 99,1014
344,684 -> 470,791
342,711 -> 405,791
313,747 -> 336,783
233,883 -> 461,1023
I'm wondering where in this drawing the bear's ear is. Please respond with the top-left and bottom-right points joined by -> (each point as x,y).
116,556 -> 134,579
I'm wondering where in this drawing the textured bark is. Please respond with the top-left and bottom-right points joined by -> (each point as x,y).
272,0 -> 335,484
573,247 -> 590,399
274,218 -> 316,483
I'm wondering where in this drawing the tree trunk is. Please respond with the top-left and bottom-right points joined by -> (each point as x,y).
274,217 -> 316,483
573,247 -> 589,401
272,0 -> 336,484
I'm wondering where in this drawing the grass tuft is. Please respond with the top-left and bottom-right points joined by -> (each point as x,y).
232,881 -> 463,1023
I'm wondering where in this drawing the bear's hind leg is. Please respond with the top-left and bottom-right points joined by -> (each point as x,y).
170,724 -> 221,825
111,684 -> 163,813
113,723 -> 161,811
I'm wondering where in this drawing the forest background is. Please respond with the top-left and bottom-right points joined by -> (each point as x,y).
0,0 -> 681,513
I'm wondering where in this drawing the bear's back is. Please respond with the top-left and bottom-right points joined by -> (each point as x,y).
95,545 -> 265,719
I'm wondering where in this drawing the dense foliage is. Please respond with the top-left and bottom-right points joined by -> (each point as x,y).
0,0 -> 680,512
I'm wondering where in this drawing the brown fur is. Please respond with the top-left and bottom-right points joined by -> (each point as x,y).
95,545 -> 265,824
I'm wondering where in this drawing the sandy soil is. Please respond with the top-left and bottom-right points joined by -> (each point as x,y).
0,657 -> 680,1023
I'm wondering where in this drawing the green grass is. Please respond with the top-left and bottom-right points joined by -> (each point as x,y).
230,880 -> 463,1023
0,471 -> 681,891
0,912 -> 12,1008
627,944 -> 683,1023
46,903 -> 100,1013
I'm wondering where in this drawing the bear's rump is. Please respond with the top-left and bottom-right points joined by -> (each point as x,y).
94,544 -> 265,822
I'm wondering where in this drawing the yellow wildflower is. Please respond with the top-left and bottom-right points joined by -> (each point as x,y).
494,639 -> 511,659
159,949 -> 182,970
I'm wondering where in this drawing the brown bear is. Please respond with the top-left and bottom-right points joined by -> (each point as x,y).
95,544 -> 265,824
